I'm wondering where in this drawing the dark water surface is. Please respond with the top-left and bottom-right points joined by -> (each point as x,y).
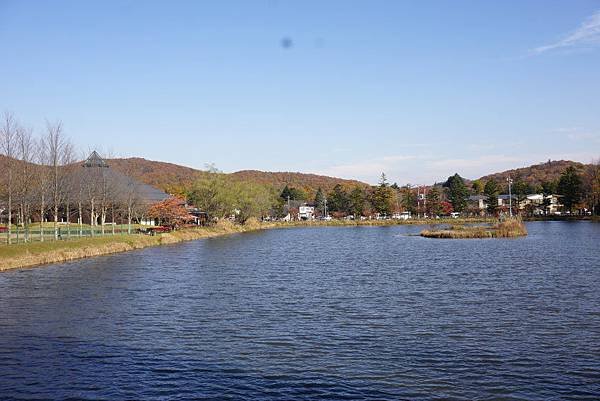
1,222 -> 600,400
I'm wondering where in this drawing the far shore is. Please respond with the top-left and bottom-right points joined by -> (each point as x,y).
0,216 -> 590,272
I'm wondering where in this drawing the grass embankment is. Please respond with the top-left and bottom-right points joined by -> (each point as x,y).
420,218 -> 528,239
0,220 -> 263,271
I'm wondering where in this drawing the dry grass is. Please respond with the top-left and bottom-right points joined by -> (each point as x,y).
421,218 -> 527,239
0,221 -> 254,272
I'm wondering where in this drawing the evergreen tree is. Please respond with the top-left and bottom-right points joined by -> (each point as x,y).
280,185 -> 306,201
484,179 -> 500,215
379,173 -> 388,187
294,188 -> 307,200
349,186 -> 365,218
400,185 -> 416,214
328,184 -> 349,213
314,187 -> 325,215
541,180 -> 557,194
371,176 -> 394,216
280,185 -> 291,201
557,166 -> 583,212
444,173 -> 468,212
540,180 -> 557,215
426,186 -> 442,217
512,176 -> 529,205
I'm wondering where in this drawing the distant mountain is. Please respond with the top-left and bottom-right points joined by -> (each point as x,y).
230,170 -> 368,195
478,160 -> 588,188
106,158 -> 207,194
1,155 -> 592,196
106,158 -> 368,196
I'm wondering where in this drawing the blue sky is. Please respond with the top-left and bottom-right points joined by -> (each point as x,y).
1,1 -> 599,184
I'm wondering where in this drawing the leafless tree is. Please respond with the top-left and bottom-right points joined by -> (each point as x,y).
35,137 -> 51,241
15,126 -> 36,242
1,112 -> 18,244
62,144 -> 76,238
73,152 -> 88,237
114,168 -> 142,234
44,121 -> 74,240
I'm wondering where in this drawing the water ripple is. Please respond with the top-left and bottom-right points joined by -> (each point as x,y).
1,222 -> 599,400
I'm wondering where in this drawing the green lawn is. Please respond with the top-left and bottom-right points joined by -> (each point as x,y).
0,235 -> 142,259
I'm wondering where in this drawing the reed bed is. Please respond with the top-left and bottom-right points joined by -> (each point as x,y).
420,218 -> 527,239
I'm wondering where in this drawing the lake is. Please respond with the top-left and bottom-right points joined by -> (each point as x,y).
1,222 -> 599,400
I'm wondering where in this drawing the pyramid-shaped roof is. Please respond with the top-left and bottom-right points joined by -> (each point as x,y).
83,151 -> 109,168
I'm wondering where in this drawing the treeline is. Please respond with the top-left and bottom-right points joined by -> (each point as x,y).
184,165 -> 600,221
0,112 -> 152,244
186,169 -> 277,223
278,174 -> 449,218
442,164 -> 600,216
470,164 -> 599,215
185,172 -> 439,220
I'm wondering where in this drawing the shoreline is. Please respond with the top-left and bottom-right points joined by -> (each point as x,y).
0,216 -> 525,272
0,222 -> 265,272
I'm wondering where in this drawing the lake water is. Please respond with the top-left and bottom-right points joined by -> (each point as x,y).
1,222 -> 600,400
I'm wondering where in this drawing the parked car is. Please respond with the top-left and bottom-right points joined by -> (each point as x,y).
393,212 -> 411,220
450,212 -> 460,219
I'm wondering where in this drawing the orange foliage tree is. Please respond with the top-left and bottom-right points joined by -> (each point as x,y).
147,197 -> 192,226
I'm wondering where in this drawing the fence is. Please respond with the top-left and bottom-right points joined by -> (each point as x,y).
1,224 -> 141,245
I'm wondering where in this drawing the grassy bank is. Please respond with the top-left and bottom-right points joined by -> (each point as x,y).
0,217 -> 497,271
0,221 -> 264,272
420,218 -> 528,239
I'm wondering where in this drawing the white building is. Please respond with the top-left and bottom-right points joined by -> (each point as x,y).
298,205 -> 315,220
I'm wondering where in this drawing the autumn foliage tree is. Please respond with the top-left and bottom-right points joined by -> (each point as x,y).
441,201 -> 454,215
147,197 -> 191,226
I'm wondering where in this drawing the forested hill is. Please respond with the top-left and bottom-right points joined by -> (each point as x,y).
1,155 -> 592,196
105,158 -> 368,196
230,170 -> 369,194
478,160 -> 588,187
106,158 -> 207,195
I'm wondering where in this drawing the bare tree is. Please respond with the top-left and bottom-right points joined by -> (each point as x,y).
114,168 -> 142,234
61,143 -> 76,238
15,126 -> 36,242
44,121 -> 73,240
35,137 -> 51,241
1,112 -> 18,244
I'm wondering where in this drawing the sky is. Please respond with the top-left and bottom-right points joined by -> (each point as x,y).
1,0 -> 599,185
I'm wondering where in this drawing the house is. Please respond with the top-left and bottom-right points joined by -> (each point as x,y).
543,194 -> 563,214
468,193 -> 563,216
512,194 -> 562,215
497,194 -> 517,207
468,195 -> 486,210
298,204 -> 315,220
187,206 -> 209,225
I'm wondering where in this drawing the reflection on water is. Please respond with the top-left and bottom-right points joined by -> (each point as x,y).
1,222 -> 599,400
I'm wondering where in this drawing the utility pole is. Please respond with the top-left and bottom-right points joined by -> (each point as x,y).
507,176 -> 513,218
417,186 -> 420,218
